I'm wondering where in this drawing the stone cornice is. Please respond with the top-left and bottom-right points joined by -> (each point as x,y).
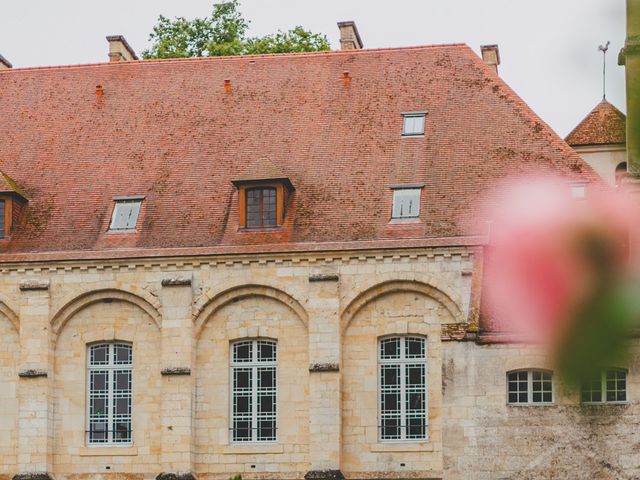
309,363 -> 340,372
161,367 -> 191,376
0,236 -> 486,266
18,369 -> 48,378
0,245 -> 478,274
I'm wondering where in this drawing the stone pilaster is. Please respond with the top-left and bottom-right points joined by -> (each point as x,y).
15,280 -> 52,479
306,270 -> 342,478
159,275 -> 195,477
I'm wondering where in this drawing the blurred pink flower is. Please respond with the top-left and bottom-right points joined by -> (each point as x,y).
482,176 -> 633,350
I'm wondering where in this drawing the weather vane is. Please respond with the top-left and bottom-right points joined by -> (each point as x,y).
598,41 -> 610,100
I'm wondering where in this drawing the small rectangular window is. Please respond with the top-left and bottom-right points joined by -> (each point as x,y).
392,189 -> 421,219
570,184 -> 586,199
507,370 -> 553,405
110,199 -> 142,231
402,113 -> 426,136
581,368 -> 627,404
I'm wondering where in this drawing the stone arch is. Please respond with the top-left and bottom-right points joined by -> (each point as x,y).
50,286 -> 162,336
342,279 -> 463,333
194,284 -> 308,338
0,293 -> 19,334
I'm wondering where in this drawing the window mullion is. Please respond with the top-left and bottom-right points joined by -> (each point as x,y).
252,341 -> 258,442
107,345 -> 114,444
400,338 -> 407,441
528,371 -> 533,404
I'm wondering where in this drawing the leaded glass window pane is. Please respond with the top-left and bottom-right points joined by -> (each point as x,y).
379,336 -> 427,441
231,339 -> 277,442
88,343 -> 132,445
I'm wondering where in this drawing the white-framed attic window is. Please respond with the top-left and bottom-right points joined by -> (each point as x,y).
109,196 -> 144,231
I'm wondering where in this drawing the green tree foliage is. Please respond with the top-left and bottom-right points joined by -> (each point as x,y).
142,1 -> 329,59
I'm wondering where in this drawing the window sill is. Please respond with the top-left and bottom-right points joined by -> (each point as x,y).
370,442 -> 433,452
401,134 -> 425,138
79,445 -> 137,456
222,443 -> 284,455
388,218 -> 421,225
507,403 -> 555,407
581,401 -> 628,406
238,226 -> 282,233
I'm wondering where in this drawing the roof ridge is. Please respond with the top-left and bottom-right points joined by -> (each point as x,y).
0,43 -> 469,73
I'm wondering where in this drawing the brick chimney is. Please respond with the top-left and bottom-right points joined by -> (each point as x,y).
0,54 -> 12,69
338,21 -> 363,50
480,45 -> 500,74
106,35 -> 138,62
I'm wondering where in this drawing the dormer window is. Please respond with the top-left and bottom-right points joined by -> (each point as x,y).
232,158 -> 294,230
402,112 -> 426,136
0,200 -> 6,239
109,197 -> 143,231
0,170 -> 28,240
247,187 -> 277,228
391,186 -> 422,220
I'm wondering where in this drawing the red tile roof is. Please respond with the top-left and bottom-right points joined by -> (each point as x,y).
565,100 -> 626,146
0,45 -> 601,260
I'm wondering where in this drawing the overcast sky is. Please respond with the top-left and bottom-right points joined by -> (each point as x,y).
0,0 -> 626,137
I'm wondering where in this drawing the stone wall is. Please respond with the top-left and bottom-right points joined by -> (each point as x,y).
443,342 -> 640,479
1,246 -> 638,479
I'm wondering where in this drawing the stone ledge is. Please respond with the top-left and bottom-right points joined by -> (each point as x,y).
221,443 -> 284,455
161,367 -> 191,376
304,470 -> 345,480
19,280 -> 50,291
12,474 -> 54,480
156,473 -> 198,480
18,369 -> 48,378
308,273 -> 339,282
161,276 -> 192,287
309,363 -> 339,372
79,445 -> 138,456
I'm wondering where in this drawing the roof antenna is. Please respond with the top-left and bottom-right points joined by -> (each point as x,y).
598,40 -> 610,100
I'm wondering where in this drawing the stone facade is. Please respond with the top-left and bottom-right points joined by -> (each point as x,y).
1,246 -> 639,480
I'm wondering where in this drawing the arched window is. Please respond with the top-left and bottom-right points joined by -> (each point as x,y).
246,187 -> 277,228
615,162 -> 628,188
87,342 -> 132,445
506,369 -> 553,405
230,339 -> 277,442
378,336 -> 427,441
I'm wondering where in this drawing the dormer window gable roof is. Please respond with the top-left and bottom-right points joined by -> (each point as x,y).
231,158 -> 294,192
0,170 -> 28,203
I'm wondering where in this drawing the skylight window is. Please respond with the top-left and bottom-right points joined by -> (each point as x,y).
392,188 -> 421,219
402,112 -> 426,136
109,197 -> 143,231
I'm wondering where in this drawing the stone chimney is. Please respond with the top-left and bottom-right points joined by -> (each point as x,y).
0,54 -> 12,69
338,21 -> 363,50
480,45 -> 500,74
106,35 -> 138,62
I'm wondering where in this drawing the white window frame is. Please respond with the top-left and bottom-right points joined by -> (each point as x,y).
391,186 -> 422,220
109,196 -> 144,231
569,183 -> 586,199
378,335 -> 428,442
86,342 -> 133,446
229,339 -> 277,443
401,112 -> 427,136
581,368 -> 628,404
506,369 -> 554,405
